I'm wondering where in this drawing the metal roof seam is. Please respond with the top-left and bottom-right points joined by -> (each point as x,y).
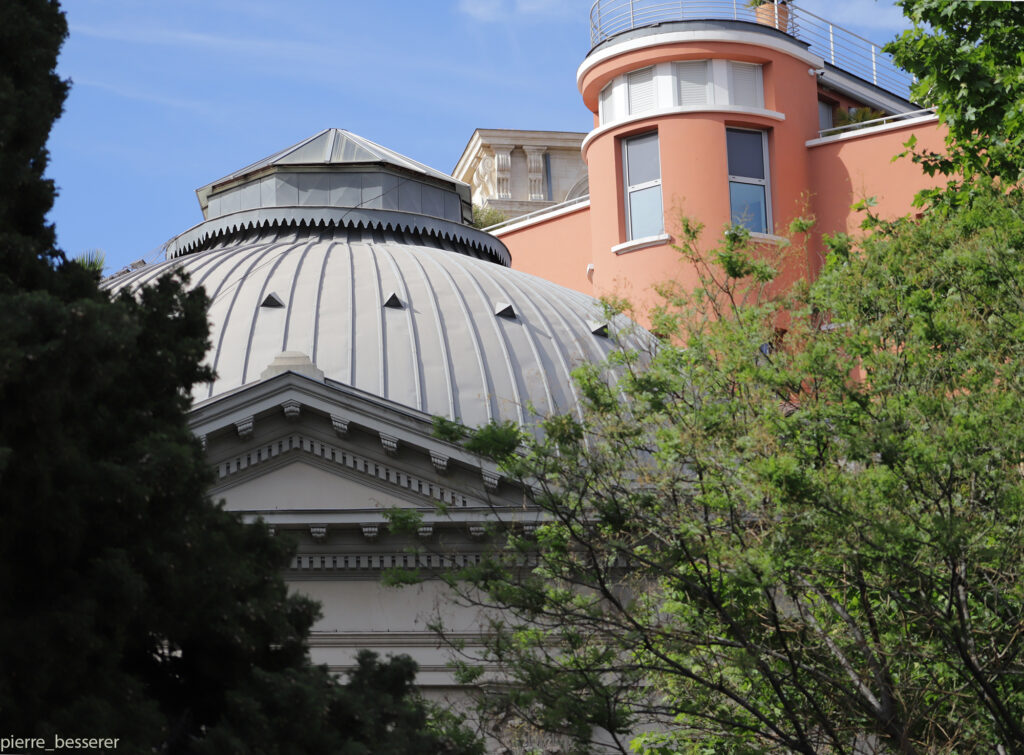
377,243 -> 424,413
443,252 -> 526,427
397,245 -> 457,421
207,241 -> 291,398
280,238 -> 319,354
239,239 -> 297,386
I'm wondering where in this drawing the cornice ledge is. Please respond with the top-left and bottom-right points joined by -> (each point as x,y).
189,372 -> 487,469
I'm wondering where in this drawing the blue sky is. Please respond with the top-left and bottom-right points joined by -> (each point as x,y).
48,0 -> 913,274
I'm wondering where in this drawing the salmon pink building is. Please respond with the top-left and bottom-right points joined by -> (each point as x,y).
489,0 -> 945,322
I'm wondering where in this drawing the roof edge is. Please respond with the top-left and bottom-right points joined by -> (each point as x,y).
163,206 -> 511,266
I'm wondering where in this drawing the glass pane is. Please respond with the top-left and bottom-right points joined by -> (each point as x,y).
818,100 -> 834,130
730,182 -> 767,233
625,133 -> 660,187
726,129 -> 765,179
629,185 -> 664,239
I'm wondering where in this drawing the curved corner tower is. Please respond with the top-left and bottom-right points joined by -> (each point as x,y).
498,1 -> 923,320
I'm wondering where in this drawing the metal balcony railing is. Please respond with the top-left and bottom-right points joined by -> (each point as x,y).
816,107 -> 935,139
589,0 -> 914,98
481,195 -> 591,234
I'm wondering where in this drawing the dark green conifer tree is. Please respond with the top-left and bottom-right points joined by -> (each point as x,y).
0,2 -> 481,752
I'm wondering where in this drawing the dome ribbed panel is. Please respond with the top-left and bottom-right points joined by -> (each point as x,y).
349,240 -> 386,399
102,226 -> 648,427
312,240 -> 356,386
389,245 -> 456,420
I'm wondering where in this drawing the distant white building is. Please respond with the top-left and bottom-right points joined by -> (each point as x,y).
452,129 -> 588,221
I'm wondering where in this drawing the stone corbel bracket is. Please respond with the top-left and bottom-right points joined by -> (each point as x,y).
330,415 -> 349,436
430,451 -> 449,474
281,399 -> 301,420
235,416 -> 254,438
482,469 -> 500,491
468,523 -> 487,539
379,432 -> 399,455
361,523 -> 380,540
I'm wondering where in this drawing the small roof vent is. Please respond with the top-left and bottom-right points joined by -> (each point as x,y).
383,292 -> 403,309
261,292 -> 285,308
495,302 -> 516,319
588,320 -> 610,338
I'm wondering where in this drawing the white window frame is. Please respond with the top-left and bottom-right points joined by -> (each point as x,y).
726,128 -> 772,234
599,82 -> 615,124
598,60 -> 765,126
622,132 -> 663,241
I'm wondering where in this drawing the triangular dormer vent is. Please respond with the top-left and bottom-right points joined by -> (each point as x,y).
261,292 -> 285,308
588,321 -> 609,338
495,302 -> 516,319
383,292 -> 403,309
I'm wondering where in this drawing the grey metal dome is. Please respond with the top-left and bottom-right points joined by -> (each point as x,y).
108,224 -> 641,427
106,129 -> 646,427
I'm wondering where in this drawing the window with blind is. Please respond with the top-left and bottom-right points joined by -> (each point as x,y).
727,62 -> 764,108
627,67 -> 656,115
675,60 -> 710,106
597,60 -> 766,125
622,132 -> 663,240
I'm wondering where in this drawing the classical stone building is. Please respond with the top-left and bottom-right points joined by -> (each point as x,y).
452,129 -> 589,222
106,127 -> 645,702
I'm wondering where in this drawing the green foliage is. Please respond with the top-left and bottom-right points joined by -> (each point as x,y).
445,185 -> 1024,753
464,420 -> 524,462
0,0 -> 69,291
832,106 -> 884,130
434,415 -> 469,442
887,0 -> 1024,204
73,248 -> 106,274
329,651 -> 484,755
384,506 -> 425,535
471,204 -> 507,229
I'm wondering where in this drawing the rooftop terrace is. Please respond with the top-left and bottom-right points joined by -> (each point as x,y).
589,0 -> 913,98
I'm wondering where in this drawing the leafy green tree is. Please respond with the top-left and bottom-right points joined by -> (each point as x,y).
887,0 -> 1024,204
471,203 -> 508,229
73,248 -> 105,274
440,192 -> 1024,753
0,1 -> 481,752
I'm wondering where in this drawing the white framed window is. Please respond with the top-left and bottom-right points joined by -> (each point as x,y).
598,60 -> 765,126
675,60 -> 710,106
622,132 -> 663,240
726,128 -> 771,234
599,82 -> 617,124
627,67 -> 656,115
727,62 -> 764,108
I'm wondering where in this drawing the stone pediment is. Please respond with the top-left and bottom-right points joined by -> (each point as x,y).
192,372 -> 531,540
216,458 -> 431,516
